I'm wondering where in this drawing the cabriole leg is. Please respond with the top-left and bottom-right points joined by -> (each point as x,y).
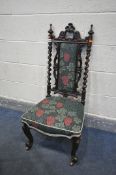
70,136 -> 81,166
22,123 -> 33,151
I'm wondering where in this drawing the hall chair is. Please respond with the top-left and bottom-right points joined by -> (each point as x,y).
21,23 -> 94,166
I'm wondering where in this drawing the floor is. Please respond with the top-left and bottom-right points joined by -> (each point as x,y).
0,106 -> 116,175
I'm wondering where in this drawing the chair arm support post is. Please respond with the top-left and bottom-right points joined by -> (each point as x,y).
47,24 -> 55,97
81,25 -> 94,105
47,41 -> 52,97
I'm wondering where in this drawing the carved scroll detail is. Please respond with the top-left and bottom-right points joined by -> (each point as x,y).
58,23 -> 81,41
76,49 -> 83,90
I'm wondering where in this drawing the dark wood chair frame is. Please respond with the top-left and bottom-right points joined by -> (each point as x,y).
22,23 -> 94,166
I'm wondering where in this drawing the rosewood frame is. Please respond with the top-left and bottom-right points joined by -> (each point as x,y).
22,23 -> 94,166
47,23 -> 94,103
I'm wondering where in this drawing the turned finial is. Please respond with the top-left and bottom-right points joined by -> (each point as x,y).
88,24 -> 94,40
48,24 -> 55,39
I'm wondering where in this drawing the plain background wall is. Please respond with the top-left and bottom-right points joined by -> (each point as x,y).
0,0 -> 116,120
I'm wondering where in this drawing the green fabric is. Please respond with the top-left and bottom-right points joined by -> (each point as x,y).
21,96 -> 84,137
58,43 -> 78,92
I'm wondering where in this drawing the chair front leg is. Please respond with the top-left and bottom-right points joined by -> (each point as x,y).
22,123 -> 33,151
70,136 -> 81,166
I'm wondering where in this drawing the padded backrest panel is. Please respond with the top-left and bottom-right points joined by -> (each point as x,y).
58,43 -> 79,92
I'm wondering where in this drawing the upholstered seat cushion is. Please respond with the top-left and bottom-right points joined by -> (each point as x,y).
21,96 -> 84,138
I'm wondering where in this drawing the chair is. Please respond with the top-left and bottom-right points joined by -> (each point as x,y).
21,23 -> 94,166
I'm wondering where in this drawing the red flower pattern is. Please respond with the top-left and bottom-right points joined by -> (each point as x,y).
64,53 -> 71,62
64,117 -> 73,126
61,76 -> 69,86
42,98 -> 49,104
56,102 -> 64,109
46,116 -> 55,126
36,109 -> 44,117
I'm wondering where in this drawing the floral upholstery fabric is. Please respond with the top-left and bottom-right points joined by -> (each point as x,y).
21,96 -> 84,138
58,43 -> 79,92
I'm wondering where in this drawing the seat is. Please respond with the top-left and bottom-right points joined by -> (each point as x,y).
21,23 -> 94,166
22,96 -> 84,137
